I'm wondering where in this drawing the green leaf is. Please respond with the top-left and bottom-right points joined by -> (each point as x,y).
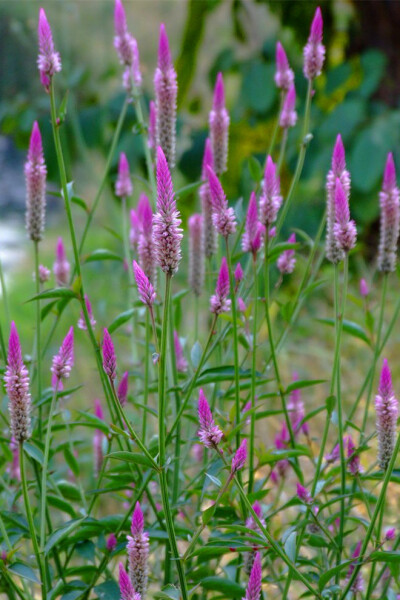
205,473 -> 222,488
369,550 -> 400,563
83,249 -> 123,263
44,518 -> 84,554
23,442 -> 44,465
268,242 -> 300,262
285,379 -> 326,394
154,585 -> 181,600
58,90 -> 69,123
106,451 -> 156,470
191,341 -> 202,369
93,580 -> 120,600
108,309 -> 135,334
316,318 -> 370,345
8,562 -> 40,583
64,447 -> 79,477
175,181 -> 203,200
318,560 -> 353,591
201,576 -> 245,597
202,504 -> 216,526
28,288 -> 77,302
58,481 -> 82,501
248,156 -> 263,183
284,531 -> 297,562
76,411 -> 110,434
47,495 -> 77,518
71,196 -> 89,212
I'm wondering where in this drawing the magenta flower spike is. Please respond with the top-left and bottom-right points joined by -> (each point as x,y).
115,153 -> 133,198
209,72 -> 230,174
78,294 -> 96,331
231,439 -> 247,473
274,42 -> 294,91
51,327 -> 74,384
117,371 -> 129,406
174,331 -> 188,373
326,135 -> 351,263
378,153 -> 400,272
93,399 -> 105,476
137,195 -> 157,287
347,436 -> 363,476
274,423 -> 290,478
234,262 -> 244,288
296,482 -> 313,505
133,260 -> 156,307
37,8 -> 61,90
130,209 -> 140,250
333,178 -> 357,253
243,551 -> 262,600
359,278 -> 369,298
114,0 -> 142,90
325,443 -> 340,464
344,542 -> 364,594
244,502 -> 265,574
200,138 -> 218,258
287,371 -> 308,435
106,533 -> 117,553
148,100 -> 157,150
197,388 -> 223,448
303,6 -> 325,80
38,264 -> 51,283
119,563 -> 141,600
154,24 -> 177,167
238,297 -> 247,313
259,156 -> 282,227
385,528 -> 396,542
25,121 -> 47,242
279,83 -> 297,129
188,214 -> 205,297
375,359 -> 398,470
4,323 -> 31,443
210,256 -> 231,315
54,237 -> 70,287
102,328 -> 117,380
207,166 -> 237,237
242,192 -> 263,257
127,502 -> 149,597
153,146 -> 183,275
277,233 -> 296,274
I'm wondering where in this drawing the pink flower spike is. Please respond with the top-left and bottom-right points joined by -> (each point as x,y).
153,147 -> 183,275
209,72 -> 230,174
133,260 -> 156,307
325,443 -> 340,463
359,278 -> 369,298
78,294 -> 96,331
238,297 -> 247,313
114,0 -> 141,85
93,399 -> 104,477
275,42 -> 294,91
198,389 -> 223,448
347,436 -> 363,476
231,439 -> 247,473
378,153 -> 400,272
332,134 -> 346,175
129,209 -> 140,250
333,179 -> 357,252
303,6 -> 325,80
174,331 -> 188,373
51,327 -> 74,383
200,139 -> 217,258
385,527 -> 396,542
137,196 -> 156,286
210,256 -> 231,315
188,214 -> 205,297
38,264 -> 51,283
234,262 -> 243,286
277,233 -> 296,275
376,359 -> 398,470
207,166 -> 236,237
345,542 -> 364,594
148,100 -> 156,150
114,0 -> 127,36
54,237 -> 70,287
119,562 -> 140,600
37,8 -> 61,90
117,371 -> 129,406
242,192 -> 263,256
25,121 -> 47,242
115,153 -> 133,198
326,136 -> 351,263
243,551 -> 262,600
131,501 -> 144,535
106,533 -> 117,552
102,328 -> 117,380
288,371 -> 308,435
279,83 -> 297,129
127,503 -> 149,596
296,482 -> 312,504
4,322 -> 31,442
154,24 -> 177,167
260,156 -> 282,226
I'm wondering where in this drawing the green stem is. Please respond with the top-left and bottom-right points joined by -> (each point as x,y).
34,241 -> 42,439
0,256 -> 10,327
132,92 -> 157,204
40,384 -> 58,551
277,128 -> 288,173
19,442 -> 47,599
365,497 -> 385,599
248,258 -> 258,494
158,273 -> 189,599
142,310 -> 150,442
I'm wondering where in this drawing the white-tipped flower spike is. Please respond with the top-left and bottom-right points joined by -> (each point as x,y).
303,7 -> 325,81
37,8 -> 61,90
54,237 -> 70,287
259,156 -> 282,227
275,42 -> 294,91
133,261 -> 156,307
4,323 -> 31,443
279,84 -> 297,129
333,178 -> 357,253
38,264 -> 51,283
51,327 -> 74,384
378,153 -> 400,273
210,257 -> 231,315
209,72 -> 230,174
277,233 -> 296,274
153,147 -> 183,275
344,542 -> 364,595
174,331 -> 188,373
197,388 -> 223,448
119,563 -> 141,600
207,166 -> 237,237
200,138 -> 218,258
326,135 -> 351,263
25,121 -> 47,242
116,152 -> 133,198
188,213 -> 205,297
242,551 -> 262,600
114,0 -> 141,92
375,359 -> 398,471
127,502 -> 149,598
137,194 -> 157,287
154,24 -> 177,167
77,295 -> 96,331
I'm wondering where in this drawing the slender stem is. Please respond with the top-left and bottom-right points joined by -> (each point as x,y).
224,238 -> 241,448
277,128 -> 288,173
248,257 -> 258,494
132,92 -> 157,204
121,195 -> 136,364
19,442 -> 47,599
40,384 -> 58,551
158,273 -> 189,599
267,92 -> 284,158
0,256 -> 10,327
340,431 -> 400,599
360,274 -> 388,438
34,241 -> 42,439
142,310 -> 150,442
78,99 -> 129,255
365,496 -> 385,598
